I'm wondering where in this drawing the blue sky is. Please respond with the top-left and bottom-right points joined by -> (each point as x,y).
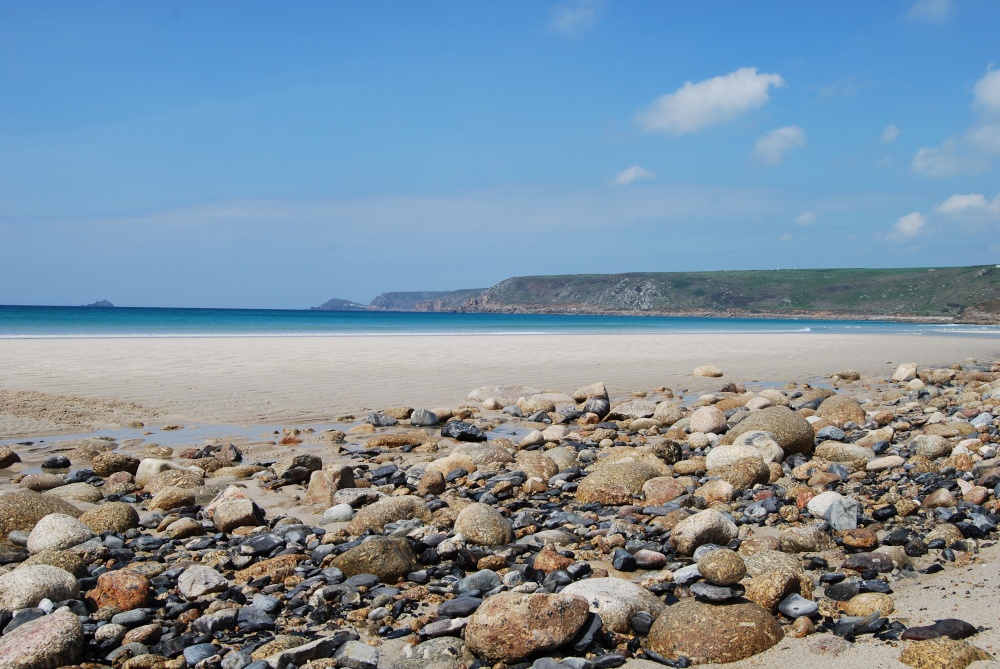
2,0 -> 999,308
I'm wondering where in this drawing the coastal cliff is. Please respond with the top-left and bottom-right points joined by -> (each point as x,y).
315,265 -> 1000,323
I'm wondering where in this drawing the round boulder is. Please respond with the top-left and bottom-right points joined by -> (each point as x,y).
816,395 -> 866,426
454,503 -> 512,546
331,536 -> 416,583
465,592 -> 589,662
725,406 -> 815,456
689,406 -> 727,434
670,509 -> 738,556
347,496 -> 432,535
576,460 -> 662,506
79,502 -> 140,534
561,577 -> 667,633
27,514 -> 96,554
646,599 -> 783,664
697,548 -> 747,586
0,565 -> 78,613
0,608 -> 83,669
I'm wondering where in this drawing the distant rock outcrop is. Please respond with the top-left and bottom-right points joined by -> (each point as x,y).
82,300 -> 114,308
310,298 -> 369,312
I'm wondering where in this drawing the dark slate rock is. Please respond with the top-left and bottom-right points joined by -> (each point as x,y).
438,596 -> 483,618
901,618 -> 978,641
367,412 -> 398,427
690,582 -> 743,603
184,643 -> 219,666
441,421 -> 487,442
824,580 -> 860,601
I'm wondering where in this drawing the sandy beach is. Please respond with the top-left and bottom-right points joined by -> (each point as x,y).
2,332 -> 1000,668
2,333 -> 999,438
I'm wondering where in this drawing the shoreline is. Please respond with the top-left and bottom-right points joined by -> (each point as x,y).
1,332 -> 999,439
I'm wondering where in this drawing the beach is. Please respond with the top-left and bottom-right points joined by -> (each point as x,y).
2,333 -> 999,437
1,332 -> 1000,668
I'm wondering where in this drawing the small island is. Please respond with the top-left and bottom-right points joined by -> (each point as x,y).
82,300 -> 114,308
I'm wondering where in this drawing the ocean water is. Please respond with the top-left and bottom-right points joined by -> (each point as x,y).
2,305 -> 999,338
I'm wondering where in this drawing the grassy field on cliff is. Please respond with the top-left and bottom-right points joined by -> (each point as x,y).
472,266 -> 1000,318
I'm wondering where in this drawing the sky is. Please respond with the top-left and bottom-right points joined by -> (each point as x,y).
2,0 -> 999,308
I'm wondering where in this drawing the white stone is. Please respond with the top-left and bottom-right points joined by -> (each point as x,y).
178,565 -> 229,598
561,577 -> 666,633
27,514 -> 96,554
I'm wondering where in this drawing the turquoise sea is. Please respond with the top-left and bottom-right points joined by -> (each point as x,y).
2,305 -> 999,338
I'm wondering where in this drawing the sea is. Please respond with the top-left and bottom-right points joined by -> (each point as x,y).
1,304 -> 999,338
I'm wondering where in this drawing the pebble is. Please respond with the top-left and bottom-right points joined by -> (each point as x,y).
2,364 -> 1000,668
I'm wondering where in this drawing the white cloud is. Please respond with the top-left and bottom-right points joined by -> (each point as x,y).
779,232 -> 793,243
550,0 -> 603,36
912,137 -> 991,177
881,124 -> 900,143
906,0 -> 953,23
753,126 -> 806,165
795,211 -> 817,226
938,193 -> 1000,220
635,67 -> 785,135
886,212 -> 927,242
611,165 -> 655,186
913,68 -> 1000,178
973,67 -> 1000,114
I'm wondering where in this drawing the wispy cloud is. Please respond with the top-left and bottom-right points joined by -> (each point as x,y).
881,124 -> 900,143
550,0 -> 603,36
912,67 -> 1000,177
938,193 -> 1000,221
753,126 -> 806,165
906,0 -> 953,24
885,212 -> 927,242
635,67 -> 785,135
611,165 -> 655,186
795,211 -> 817,226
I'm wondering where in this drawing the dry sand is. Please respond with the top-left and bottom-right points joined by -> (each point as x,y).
1,333 -> 998,438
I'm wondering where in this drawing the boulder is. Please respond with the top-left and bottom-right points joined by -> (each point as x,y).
454,503 -> 512,546
0,608 -> 83,669
670,509 -> 738,556
331,537 -> 416,583
646,599 -> 782,664
347,496 -> 432,535
465,592 -> 589,661
26,514 -> 96,553
576,460 -> 662,506
561,577 -> 666,633
816,395 -> 866,426
0,491 -> 81,539
725,406 -> 815,456
0,565 -> 78,614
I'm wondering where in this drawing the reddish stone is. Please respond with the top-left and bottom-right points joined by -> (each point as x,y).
86,569 -> 150,612
533,545 -> 574,574
279,436 -> 303,445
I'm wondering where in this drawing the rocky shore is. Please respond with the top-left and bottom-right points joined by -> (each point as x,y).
2,360 -> 1000,668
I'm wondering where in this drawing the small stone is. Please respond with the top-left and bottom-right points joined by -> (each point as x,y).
213,499 -> 263,532
347,495 -> 431,535
561,577 -> 666,634
79,503 -> 140,534
331,536 -> 416,583
842,592 -> 894,617
690,582 -> 743,602
694,365 -> 724,378
778,593 -> 818,618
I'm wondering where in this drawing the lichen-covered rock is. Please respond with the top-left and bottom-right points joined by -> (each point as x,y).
646,599 -> 783,664
79,502 -> 140,534
816,395 -> 866,425
697,548 -> 746,586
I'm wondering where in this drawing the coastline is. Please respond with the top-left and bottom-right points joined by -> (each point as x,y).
1,332 -> 999,438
